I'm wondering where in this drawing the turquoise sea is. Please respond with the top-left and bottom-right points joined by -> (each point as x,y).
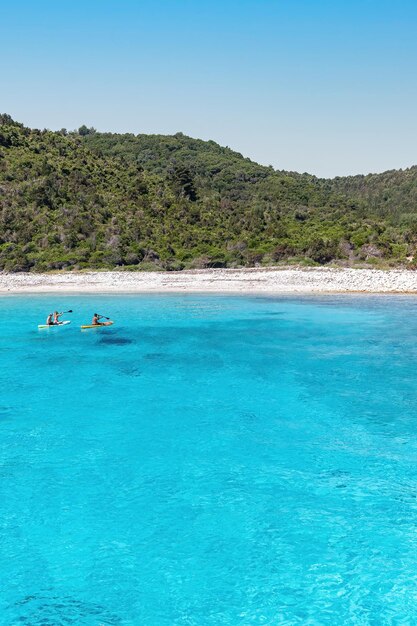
1,294 -> 417,625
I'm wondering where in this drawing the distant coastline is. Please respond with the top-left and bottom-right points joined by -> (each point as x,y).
1,267 -> 416,294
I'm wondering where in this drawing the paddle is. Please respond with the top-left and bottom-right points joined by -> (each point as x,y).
55,310 -> 72,325
97,313 -> 110,320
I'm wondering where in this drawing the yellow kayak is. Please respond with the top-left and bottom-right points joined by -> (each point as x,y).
81,321 -> 114,329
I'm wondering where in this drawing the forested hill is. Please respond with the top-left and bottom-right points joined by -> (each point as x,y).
328,167 -> 417,224
0,114 -> 416,272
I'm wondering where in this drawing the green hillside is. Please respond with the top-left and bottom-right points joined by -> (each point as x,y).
0,114 -> 415,271
329,168 -> 417,225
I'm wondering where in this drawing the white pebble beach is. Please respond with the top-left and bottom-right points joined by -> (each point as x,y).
0,267 -> 417,294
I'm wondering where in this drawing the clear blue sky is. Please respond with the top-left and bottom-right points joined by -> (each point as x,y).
2,0 -> 416,177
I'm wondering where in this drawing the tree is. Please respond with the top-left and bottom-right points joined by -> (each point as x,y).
78,125 -> 96,136
168,164 -> 197,202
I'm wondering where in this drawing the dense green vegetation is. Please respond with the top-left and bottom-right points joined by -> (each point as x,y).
0,113 -> 416,271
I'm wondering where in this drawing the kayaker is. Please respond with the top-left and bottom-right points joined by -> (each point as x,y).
46,313 -> 54,326
53,311 -> 63,325
92,313 -> 105,326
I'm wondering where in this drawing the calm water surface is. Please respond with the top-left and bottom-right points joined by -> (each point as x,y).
1,294 -> 417,625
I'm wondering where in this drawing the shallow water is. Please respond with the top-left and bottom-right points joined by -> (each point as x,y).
1,294 -> 417,625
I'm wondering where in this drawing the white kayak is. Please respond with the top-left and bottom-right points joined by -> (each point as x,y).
38,321 -> 72,329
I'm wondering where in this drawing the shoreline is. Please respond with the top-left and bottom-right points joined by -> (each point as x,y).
0,267 -> 417,294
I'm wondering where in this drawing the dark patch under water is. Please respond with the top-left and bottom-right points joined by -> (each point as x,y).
143,352 -> 165,360
13,593 -> 121,625
98,336 -> 133,346
115,363 -> 141,377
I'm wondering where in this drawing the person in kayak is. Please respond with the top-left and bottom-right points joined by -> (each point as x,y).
46,313 -> 54,326
92,313 -> 106,326
53,311 -> 64,325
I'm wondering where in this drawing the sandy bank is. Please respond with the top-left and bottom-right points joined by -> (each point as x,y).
0,267 -> 417,294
